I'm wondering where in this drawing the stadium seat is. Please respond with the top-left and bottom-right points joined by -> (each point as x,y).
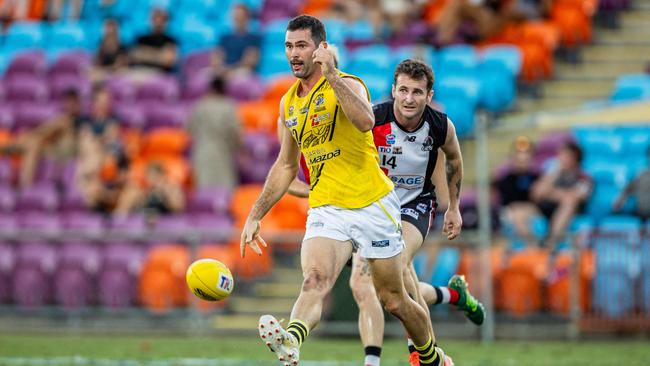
13,242 -> 57,307
428,248 -> 461,286
61,212 -> 106,240
226,73 -> 265,101
143,103 -> 187,130
5,51 -> 46,78
187,187 -> 232,216
237,100 -> 278,133
181,50 -> 213,79
259,47 -> 292,79
348,44 -> 392,76
437,45 -> 479,76
390,45 -> 436,73
136,76 -> 180,103
358,73 -> 391,102
106,77 -> 137,103
262,76 -> 296,104
140,128 -> 190,160
138,244 -> 190,313
113,103 -> 146,130
108,214 -> 148,239
616,126 -> 650,155
585,183 -> 620,218
2,22 -> 44,53
238,133 -> 279,183
495,248 -> 548,316
545,250 -> 593,314
0,185 -> 16,213
609,74 -> 650,102
47,22 -> 89,52
129,156 -> 192,187
17,211 -> 62,238
48,50 -> 91,77
578,131 -> 624,158
343,20 -> 375,42
186,213 -> 233,242
183,72 -> 211,101
54,242 -> 100,308
4,75 -> 49,104
99,242 -> 144,308
48,74 -> 91,102
435,77 -> 480,138
0,107 -> 14,131
550,2 -> 593,48
583,161 -> 628,188
16,183 -> 59,212
172,17 -> 217,55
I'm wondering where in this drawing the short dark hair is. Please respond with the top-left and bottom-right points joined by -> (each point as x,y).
62,88 -> 80,100
210,76 -> 226,95
287,15 -> 326,46
393,59 -> 435,91
562,141 -> 583,164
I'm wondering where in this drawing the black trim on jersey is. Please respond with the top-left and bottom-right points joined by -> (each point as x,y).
328,105 -> 338,141
298,78 -> 329,142
373,100 -> 448,200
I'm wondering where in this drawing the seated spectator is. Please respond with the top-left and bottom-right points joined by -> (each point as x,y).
613,147 -> 650,219
215,4 -> 261,76
435,0 -> 510,45
76,86 -> 128,212
523,141 -> 592,249
495,138 -> 540,246
93,18 -> 128,81
0,0 -> 29,23
0,89 -> 83,188
114,161 -> 185,217
130,8 -> 178,74
187,76 -> 241,190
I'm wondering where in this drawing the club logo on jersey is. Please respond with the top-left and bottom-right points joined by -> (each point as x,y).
401,208 -> 419,219
285,117 -> 298,128
288,106 -> 294,116
378,146 -> 402,154
386,134 -> 396,145
310,113 -> 331,127
314,94 -> 325,109
300,107 -> 309,114
416,203 -> 429,214
422,136 -> 434,151
390,175 -> 425,188
404,135 -> 417,142
371,240 -> 390,248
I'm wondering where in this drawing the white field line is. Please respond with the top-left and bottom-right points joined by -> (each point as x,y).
0,357 -> 360,366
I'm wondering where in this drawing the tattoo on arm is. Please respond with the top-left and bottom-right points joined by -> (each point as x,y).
446,159 -> 462,205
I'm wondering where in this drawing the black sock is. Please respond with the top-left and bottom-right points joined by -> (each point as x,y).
434,287 -> 443,305
364,346 -> 382,357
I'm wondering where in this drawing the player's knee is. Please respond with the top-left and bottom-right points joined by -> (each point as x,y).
377,288 -> 404,315
349,278 -> 374,303
301,269 -> 331,295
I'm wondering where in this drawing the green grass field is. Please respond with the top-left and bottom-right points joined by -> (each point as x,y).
0,334 -> 649,365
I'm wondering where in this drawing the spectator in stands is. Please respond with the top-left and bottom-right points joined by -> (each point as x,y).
613,147 -> 650,219
93,18 -> 128,81
214,4 -> 261,76
130,8 -> 178,74
531,141 -> 592,249
435,0 -> 510,45
187,76 -> 241,189
76,86 -> 128,212
0,0 -> 28,23
114,161 -> 185,217
0,89 -> 83,188
495,137 -> 540,246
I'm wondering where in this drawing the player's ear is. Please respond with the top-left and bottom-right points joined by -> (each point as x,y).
427,89 -> 434,103
318,41 -> 328,49
391,84 -> 396,99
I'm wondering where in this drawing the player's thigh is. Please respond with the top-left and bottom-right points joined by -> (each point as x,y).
401,220 -> 425,265
300,236 -> 353,290
368,253 -> 405,295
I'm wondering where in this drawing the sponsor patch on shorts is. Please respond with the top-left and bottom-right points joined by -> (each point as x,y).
371,240 -> 390,247
401,208 -> 419,219
309,221 -> 324,228
416,203 -> 429,214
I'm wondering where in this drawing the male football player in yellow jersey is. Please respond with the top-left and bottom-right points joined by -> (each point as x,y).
240,15 -> 451,366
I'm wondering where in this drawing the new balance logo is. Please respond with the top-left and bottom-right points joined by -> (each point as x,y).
371,240 -> 389,247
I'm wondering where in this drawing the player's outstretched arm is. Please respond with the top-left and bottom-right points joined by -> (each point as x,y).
276,116 -> 310,199
440,118 -> 463,240
241,98 -> 301,257
313,43 -> 374,132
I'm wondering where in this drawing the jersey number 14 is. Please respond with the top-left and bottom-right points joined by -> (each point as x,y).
381,155 -> 397,169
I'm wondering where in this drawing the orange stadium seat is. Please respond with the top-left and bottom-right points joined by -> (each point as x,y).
263,76 -> 296,104
235,240 -> 274,280
140,128 -> 190,160
545,250 -> 594,314
138,244 -> 190,313
129,157 -> 192,188
238,100 -> 278,134
423,0 -> 450,24
550,5 -> 592,48
495,248 -> 549,316
231,184 -> 264,228
456,246 -> 505,301
121,128 -> 142,160
301,0 -> 335,16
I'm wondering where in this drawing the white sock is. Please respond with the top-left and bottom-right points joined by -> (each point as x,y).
439,287 -> 451,304
364,355 -> 380,366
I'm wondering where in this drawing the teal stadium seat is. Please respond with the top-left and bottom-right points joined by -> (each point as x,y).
2,22 -> 43,53
437,44 -> 478,77
609,74 -> 650,102
344,20 -> 375,42
477,46 -> 522,112
428,248 -> 460,287
435,76 -> 480,138
48,22 -> 90,54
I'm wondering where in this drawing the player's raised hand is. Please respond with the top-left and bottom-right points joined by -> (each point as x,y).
443,208 -> 462,240
240,218 -> 267,257
312,42 -> 336,77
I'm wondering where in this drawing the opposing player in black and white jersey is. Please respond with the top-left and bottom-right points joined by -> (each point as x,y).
354,59 -> 485,366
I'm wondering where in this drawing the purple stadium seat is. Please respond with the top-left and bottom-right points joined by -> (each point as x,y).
32,158 -> 60,185
534,131 -> 574,166
113,103 -> 145,129
0,158 -> 13,186
5,51 -> 46,78
238,133 -> 279,183
106,77 -> 136,103
17,212 -> 62,238
109,214 -> 147,239
143,102 -> 187,130
49,51 -> 91,77
12,103 -> 59,131
13,242 -> 57,307
49,74 -> 91,102
0,214 -> 18,237
61,186 -> 87,213
0,185 -> 17,212
0,242 -> 15,303
151,215 -> 189,241
136,76 -> 180,103
226,73 -> 264,101
187,187 -> 231,215
16,183 -> 59,212
182,72 -> 210,101
186,213 -> 233,241
62,212 -> 106,239
0,105 -> 15,130
181,50 -> 212,79
98,242 -> 144,308
5,75 -> 49,103
0,82 -> 4,102
55,242 -> 100,308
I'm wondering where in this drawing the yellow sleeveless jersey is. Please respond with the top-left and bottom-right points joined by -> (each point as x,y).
282,71 -> 393,209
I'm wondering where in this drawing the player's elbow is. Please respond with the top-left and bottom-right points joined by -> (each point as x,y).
355,115 -> 375,132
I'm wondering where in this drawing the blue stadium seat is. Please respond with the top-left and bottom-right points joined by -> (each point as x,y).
480,45 -> 522,78
412,251 -> 428,279
176,0 -> 223,20
437,45 -> 478,77
437,97 -> 476,138
476,71 -> 516,113
593,270 -> 634,318
568,215 -> 595,234
583,161 -> 628,188
609,74 -> 650,102
586,183 -> 620,218
357,73 -> 391,102
577,130 -> 624,157
259,47 -> 290,79
2,22 -> 44,53
615,126 -> 650,155
390,45 -> 436,72
47,22 -> 89,52
599,215 -> 642,232
348,44 -> 392,76
428,248 -> 460,286
344,20 -> 375,42
435,76 -> 480,134
261,18 -> 291,45
171,17 -> 216,55
322,19 -> 345,47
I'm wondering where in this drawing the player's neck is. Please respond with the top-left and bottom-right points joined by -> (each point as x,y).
297,70 -> 324,97
393,107 -> 423,133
